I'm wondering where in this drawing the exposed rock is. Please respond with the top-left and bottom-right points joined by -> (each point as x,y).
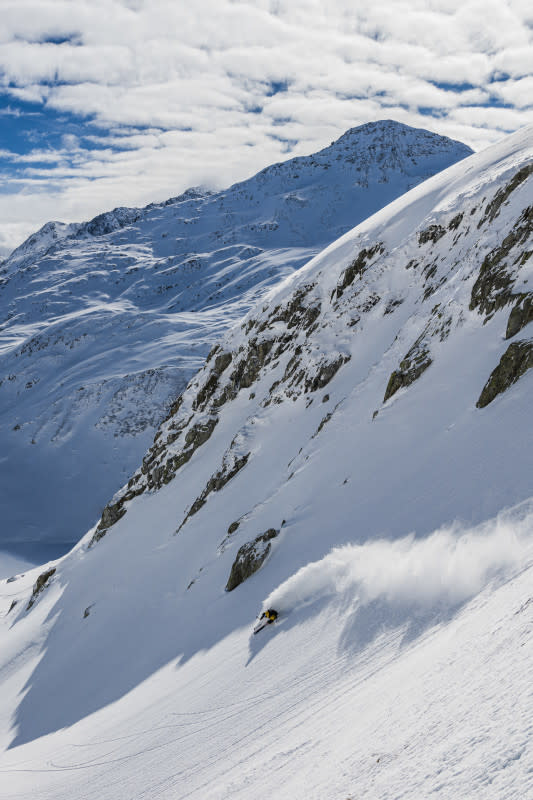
335,243 -> 385,299
266,285 -> 318,331
476,339 -> 533,408
27,568 -> 56,610
478,164 -> 533,228
179,452 -> 251,530
470,206 -> 532,317
91,415 -> 220,544
418,224 -> 446,245
227,520 -> 240,535
193,351 -> 232,410
161,395 -> 183,426
448,212 -> 464,231
384,298 -> 404,315
384,343 -> 432,403
150,417 -> 219,490
90,501 -> 127,547
305,355 -> 350,392
314,411 -> 333,437
225,528 -> 279,591
215,339 -> 275,407
505,293 -> 533,339
8,600 -> 17,614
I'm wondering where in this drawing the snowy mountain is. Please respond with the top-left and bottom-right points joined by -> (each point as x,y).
0,126 -> 532,799
0,121 -> 472,562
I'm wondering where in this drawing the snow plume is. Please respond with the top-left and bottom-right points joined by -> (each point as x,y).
264,505 -> 533,617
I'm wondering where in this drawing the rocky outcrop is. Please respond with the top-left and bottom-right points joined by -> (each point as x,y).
84,151 -> 530,553
90,502 -> 127,547
305,355 -> 350,393
27,568 -> 56,611
384,343 -> 432,402
448,212 -> 464,231
148,416 -> 219,489
470,205 -> 532,318
418,224 -> 446,245
505,293 -> 533,339
193,351 -> 232,411
476,339 -> 533,408
478,163 -> 533,228
214,339 -> 275,408
265,284 -> 320,331
225,528 -> 279,591
178,451 -> 251,531
334,243 -> 385,299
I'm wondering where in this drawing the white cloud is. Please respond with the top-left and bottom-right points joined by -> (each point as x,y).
0,0 -> 531,254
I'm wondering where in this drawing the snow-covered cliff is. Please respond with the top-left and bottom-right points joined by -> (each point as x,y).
0,126 -> 531,800
0,121 -> 471,559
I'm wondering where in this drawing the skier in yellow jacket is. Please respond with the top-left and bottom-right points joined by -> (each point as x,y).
253,608 -> 278,634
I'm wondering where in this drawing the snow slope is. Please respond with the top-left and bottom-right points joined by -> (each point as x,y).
0,121 -> 472,559
1,514 -> 532,799
0,126 -> 532,799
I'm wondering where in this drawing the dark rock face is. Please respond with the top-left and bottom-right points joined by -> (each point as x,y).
179,452 -> 251,530
384,344 -> 432,403
225,528 -> 279,591
265,284 -> 317,330
148,416 -> 219,490
193,351 -> 232,411
305,355 -> 350,393
506,293 -> 533,339
214,339 -> 275,408
478,163 -> 533,228
335,243 -> 385,299
448,212 -> 464,231
418,225 -> 446,245
470,205 -> 532,318
27,568 -> 56,610
90,502 -> 127,546
476,339 -> 533,408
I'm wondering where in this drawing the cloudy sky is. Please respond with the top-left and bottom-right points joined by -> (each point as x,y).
0,0 -> 532,256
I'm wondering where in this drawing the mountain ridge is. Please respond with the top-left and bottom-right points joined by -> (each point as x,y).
0,120 -> 472,559
0,125 -> 532,800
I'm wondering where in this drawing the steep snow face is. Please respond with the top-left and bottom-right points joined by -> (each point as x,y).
0,127 -> 532,800
0,121 -> 472,558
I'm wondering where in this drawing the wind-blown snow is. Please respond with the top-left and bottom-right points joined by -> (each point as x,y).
264,502 -> 533,616
0,125 -> 532,799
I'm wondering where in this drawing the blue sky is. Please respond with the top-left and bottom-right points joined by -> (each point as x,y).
0,0 -> 532,255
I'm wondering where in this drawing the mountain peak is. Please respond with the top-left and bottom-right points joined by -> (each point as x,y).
327,118 -> 473,159
0,120 -> 473,555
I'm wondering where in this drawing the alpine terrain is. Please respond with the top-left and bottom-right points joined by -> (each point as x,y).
0,121 -> 472,563
1,124 -> 533,799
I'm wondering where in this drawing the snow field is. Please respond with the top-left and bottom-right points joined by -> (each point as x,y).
0,126 -> 531,798
1,512 -> 532,799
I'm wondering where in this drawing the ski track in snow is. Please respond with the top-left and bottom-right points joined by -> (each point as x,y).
1,552 -> 533,799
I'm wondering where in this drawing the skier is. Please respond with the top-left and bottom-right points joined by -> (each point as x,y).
253,608 -> 278,634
